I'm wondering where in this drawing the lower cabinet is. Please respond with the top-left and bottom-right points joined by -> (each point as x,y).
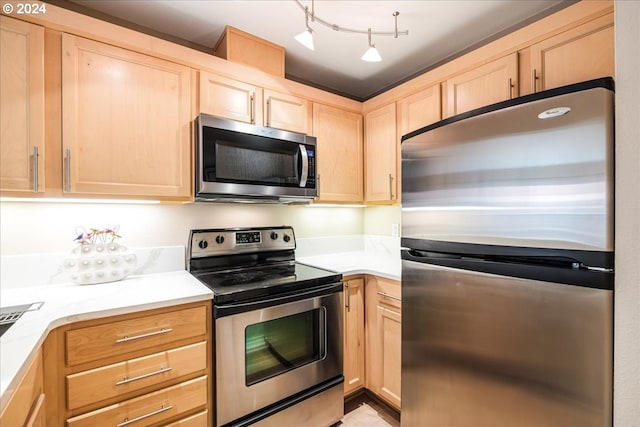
43,301 -> 212,427
0,348 -> 46,427
343,276 -> 365,396
365,276 -> 402,411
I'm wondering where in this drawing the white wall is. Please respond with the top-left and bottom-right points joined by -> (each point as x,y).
0,201 -> 363,255
614,1 -> 640,425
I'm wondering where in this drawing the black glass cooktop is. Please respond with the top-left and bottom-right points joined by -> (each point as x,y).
192,261 -> 342,304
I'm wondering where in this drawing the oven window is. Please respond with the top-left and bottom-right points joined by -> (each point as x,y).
245,308 -> 325,385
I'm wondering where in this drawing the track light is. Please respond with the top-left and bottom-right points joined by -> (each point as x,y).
361,29 -> 381,62
294,6 -> 314,50
293,0 -> 408,63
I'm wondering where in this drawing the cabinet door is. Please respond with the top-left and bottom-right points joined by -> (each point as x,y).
399,84 -> 441,136
264,89 -> 310,134
62,34 -> 192,199
0,16 -> 45,193
445,53 -> 518,117
200,71 -> 260,124
530,13 -> 614,93
365,276 -> 401,410
312,103 -> 363,203
365,103 -> 397,203
343,277 -> 365,396
0,349 -> 45,427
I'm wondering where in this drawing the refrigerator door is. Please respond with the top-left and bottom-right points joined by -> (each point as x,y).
401,256 -> 613,427
401,79 -> 614,252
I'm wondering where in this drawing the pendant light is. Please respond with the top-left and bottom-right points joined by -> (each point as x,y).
294,6 -> 314,50
361,29 -> 382,62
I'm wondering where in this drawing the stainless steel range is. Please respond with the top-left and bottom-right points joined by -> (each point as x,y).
187,226 -> 344,427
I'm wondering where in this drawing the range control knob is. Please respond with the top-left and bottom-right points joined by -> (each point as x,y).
215,235 -> 225,245
270,232 -> 278,240
198,240 -> 208,249
283,234 -> 291,243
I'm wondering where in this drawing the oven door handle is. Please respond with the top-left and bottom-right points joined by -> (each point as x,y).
214,281 -> 343,317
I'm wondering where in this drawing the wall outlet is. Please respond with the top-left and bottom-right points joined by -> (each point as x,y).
392,223 -> 399,237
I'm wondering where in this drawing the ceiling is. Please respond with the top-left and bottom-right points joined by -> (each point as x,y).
59,0 -> 573,101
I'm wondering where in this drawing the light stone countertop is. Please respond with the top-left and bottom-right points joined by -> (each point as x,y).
0,244 -> 401,413
0,270 -> 213,412
298,251 -> 401,281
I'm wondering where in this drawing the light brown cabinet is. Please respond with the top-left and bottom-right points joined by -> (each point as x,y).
200,71 -> 311,133
444,53 -> 518,118
47,301 -> 212,427
0,348 -> 46,427
0,16 -> 45,194
365,276 -> 401,410
398,84 -> 442,136
530,13 -> 614,93
364,103 -> 397,204
312,103 -> 363,203
343,276 -> 365,396
61,33 -> 192,200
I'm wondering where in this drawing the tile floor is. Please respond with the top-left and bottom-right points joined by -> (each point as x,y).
340,394 -> 400,427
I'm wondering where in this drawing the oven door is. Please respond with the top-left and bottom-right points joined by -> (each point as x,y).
214,283 -> 343,427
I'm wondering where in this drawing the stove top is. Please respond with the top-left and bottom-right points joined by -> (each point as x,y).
187,227 -> 342,304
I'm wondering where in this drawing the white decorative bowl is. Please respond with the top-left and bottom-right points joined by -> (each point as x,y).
63,242 -> 137,285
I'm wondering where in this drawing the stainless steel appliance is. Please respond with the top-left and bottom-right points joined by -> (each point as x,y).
195,114 -> 318,203
401,78 -> 614,427
187,226 -> 344,427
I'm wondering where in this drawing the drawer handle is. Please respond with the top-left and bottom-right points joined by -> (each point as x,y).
116,328 -> 173,343
377,291 -> 401,302
115,366 -> 172,386
116,404 -> 173,427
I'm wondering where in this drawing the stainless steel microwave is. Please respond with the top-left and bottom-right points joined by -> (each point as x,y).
195,114 -> 318,203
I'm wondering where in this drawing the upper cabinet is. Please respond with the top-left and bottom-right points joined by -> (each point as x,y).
444,53 -> 518,118
398,84 -> 441,137
200,71 -> 261,125
0,16 -> 45,194
365,103 -> 397,204
312,103 -> 363,203
61,34 -> 192,200
530,13 -> 614,93
200,71 -> 311,134
263,89 -> 311,134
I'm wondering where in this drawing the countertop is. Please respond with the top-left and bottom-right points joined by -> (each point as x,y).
298,251 -> 401,281
0,270 -> 213,411
0,249 -> 400,411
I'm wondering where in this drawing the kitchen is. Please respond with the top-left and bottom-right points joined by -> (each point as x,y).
1,0 -> 638,426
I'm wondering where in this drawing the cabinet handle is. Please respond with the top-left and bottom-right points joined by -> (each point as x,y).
116,327 -> 173,343
345,282 -> 351,312
389,174 -> 394,200
116,404 -> 173,427
532,69 -> 538,93
32,146 -> 39,193
24,393 -> 45,427
508,78 -> 514,100
377,291 -> 401,302
250,93 -> 255,124
64,149 -> 71,193
266,98 -> 271,127
115,366 -> 172,386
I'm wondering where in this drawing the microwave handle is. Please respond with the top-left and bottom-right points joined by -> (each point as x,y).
298,144 -> 309,187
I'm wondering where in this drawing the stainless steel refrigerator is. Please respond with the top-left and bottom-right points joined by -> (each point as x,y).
400,78 -> 614,427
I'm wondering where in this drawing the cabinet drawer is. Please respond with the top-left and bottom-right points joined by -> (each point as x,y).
67,342 -> 207,410
66,306 -> 207,366
66,376 -> 207,427
162,410 -> 208,426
